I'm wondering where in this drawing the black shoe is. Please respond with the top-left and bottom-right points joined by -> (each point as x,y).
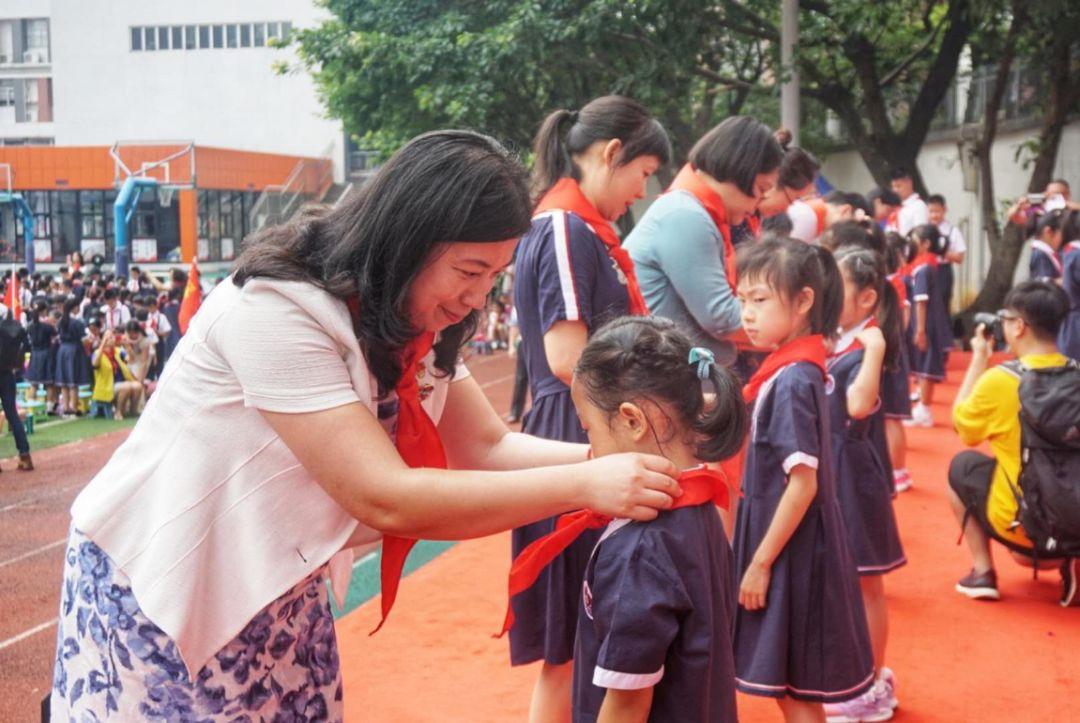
17,453 -> 33,472
1061,559 -> 1079,608
956,568 -> 1000,601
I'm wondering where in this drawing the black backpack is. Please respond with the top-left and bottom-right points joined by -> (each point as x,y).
1003,359 -> 1080,557
0,311 -> 26,371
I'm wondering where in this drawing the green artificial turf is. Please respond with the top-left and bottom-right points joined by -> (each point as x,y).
0,416 -> 138,458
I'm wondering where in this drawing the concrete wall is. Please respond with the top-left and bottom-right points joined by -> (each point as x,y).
821,119 -> 1080,310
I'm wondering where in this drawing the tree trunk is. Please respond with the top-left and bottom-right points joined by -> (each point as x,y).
966,29 -> 1079,315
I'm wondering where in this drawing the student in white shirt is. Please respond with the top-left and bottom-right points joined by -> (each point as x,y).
100,287 -> 131,330
890,167 -> 929,236
928,194 -> 967,313
50,131 -> 681,721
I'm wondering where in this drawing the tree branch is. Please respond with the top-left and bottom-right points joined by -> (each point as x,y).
880,21 -> 943,88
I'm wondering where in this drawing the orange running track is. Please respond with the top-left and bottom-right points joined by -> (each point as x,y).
338,355 -> 1080,722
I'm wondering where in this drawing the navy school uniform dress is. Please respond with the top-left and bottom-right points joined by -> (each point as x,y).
1059,242 -> 1080,360
881,278 -> 912,421
26,321 -> 57,385
907,261 -> 952,382
733,362 -> 875,702
54,316 -> 87,388
826,325 -> 906,575
510,209 -> 632,666
1029,240 -> 1063,283
573,504 -> 738,722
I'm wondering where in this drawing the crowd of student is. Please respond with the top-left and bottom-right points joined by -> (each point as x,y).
0,257 -> 192,450
500,96 -> 1079,723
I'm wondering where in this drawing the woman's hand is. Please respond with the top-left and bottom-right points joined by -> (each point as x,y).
739,560 -> 771,611
577,453 -> 681,521
970,324 -> 993,359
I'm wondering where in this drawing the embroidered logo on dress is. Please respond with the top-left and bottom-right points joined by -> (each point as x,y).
824,373 -> 836,396
582,579 -> 594,619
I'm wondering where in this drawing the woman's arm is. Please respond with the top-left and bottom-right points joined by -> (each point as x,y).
738,464 -> 817,611
260,402 -> 680,541
439,374 -> 588,471
543,320 -> 588,386
914,299 -> 928,351
846,327 -> 885,420
598,688 -> 653,723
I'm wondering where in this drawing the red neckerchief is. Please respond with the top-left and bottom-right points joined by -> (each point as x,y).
668,164 -> 738,292
742,335 -> 828,403
829,317 -> 878,361
886,273 -> 908,307
909,250 -> 939,273
497,465 -> 732,637
102,347 -> 119,370
535,178 -> 648,315
348,297 -> 447,634
1065,241 -> 1080,256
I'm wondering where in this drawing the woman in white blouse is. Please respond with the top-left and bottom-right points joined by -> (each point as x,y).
49,131 -> 681,721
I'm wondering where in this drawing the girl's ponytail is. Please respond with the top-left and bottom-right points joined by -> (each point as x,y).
692,361 -> 749,462
813,245 -> 843,339
877,281 -> 902,371
531,108 -> 577,200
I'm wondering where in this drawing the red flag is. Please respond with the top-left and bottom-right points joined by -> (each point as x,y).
4,270 -> 21,321
178,260 -> 201,334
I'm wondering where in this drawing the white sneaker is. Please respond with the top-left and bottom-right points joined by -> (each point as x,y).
903,403 -> 933,428
879,668 -> 899,709
824,681 -> 894,722
893,470 -> 913,493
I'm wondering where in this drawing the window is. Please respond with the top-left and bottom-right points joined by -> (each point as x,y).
198,25 -> 210,49
52,191 -> 79,258
158,26 -> 170,50
24,19 -> 49,61
226,24 -> 237,48
185,25 -> 196,49
0,80 -> 14,106
240,24 -> 251,47
131,27 -> 143,51
282,22 -> 292,41
212,25 -> 223,48
254,23 -> 265,46
79,191 -> 106,240
267,22 -> 280,41
171,26 -> 182,49
20,78 -> 52,122
144,27 -> 156,51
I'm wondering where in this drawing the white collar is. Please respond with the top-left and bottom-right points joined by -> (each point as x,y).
902,193 -> 922,206
832,316 -> 873,358
1031,240 -> 1063,273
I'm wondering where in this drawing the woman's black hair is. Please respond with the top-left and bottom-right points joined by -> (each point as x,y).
834,247 -> 902,371
531,95 -> 671,200
822,220 -> 888,257
1034,207 -> 1074,240
774,128 -> 820,191
736,237 -> 843,338
689,116 -> 784,197
910,223 -> 944,256
233,130 -> 533,394
575,316 -> 747,462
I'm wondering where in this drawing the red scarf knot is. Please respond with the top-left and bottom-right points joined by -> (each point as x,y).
742,335 -> 828,404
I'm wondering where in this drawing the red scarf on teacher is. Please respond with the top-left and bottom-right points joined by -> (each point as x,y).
497,465 -> 732,637
348,298 -> 447,634
668,164 -> 738,292
534,178 -> 649,315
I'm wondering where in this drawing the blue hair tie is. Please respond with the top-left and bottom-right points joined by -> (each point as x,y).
688,347 -> 715,380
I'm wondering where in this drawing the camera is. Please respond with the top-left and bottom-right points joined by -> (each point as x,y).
973,312 -> 1005,347
1027,193 -> 1046,206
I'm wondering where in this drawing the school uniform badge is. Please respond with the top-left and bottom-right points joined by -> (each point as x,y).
582,579 -> 594,619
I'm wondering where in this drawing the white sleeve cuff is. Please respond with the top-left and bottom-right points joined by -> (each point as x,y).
782,452 -> 819,475
913,294 -> 929,302
594,665 -> 664,690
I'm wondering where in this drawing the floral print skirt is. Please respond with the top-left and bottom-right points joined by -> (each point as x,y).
50,527 -> 343,722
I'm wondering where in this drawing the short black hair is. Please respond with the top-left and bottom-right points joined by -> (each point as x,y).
926,194 -> 947,207
867,187 -> 902,207
825,190 -> 871,216
889,167 -> 912,181
1004,280 -> 1069,341
103,287 -> 118,301
689,116 -> 784,197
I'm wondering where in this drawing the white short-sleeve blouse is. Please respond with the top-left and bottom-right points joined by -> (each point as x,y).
70,277 -> 464,676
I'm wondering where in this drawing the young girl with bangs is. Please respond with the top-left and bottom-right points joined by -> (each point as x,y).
732,238 -> 874,722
